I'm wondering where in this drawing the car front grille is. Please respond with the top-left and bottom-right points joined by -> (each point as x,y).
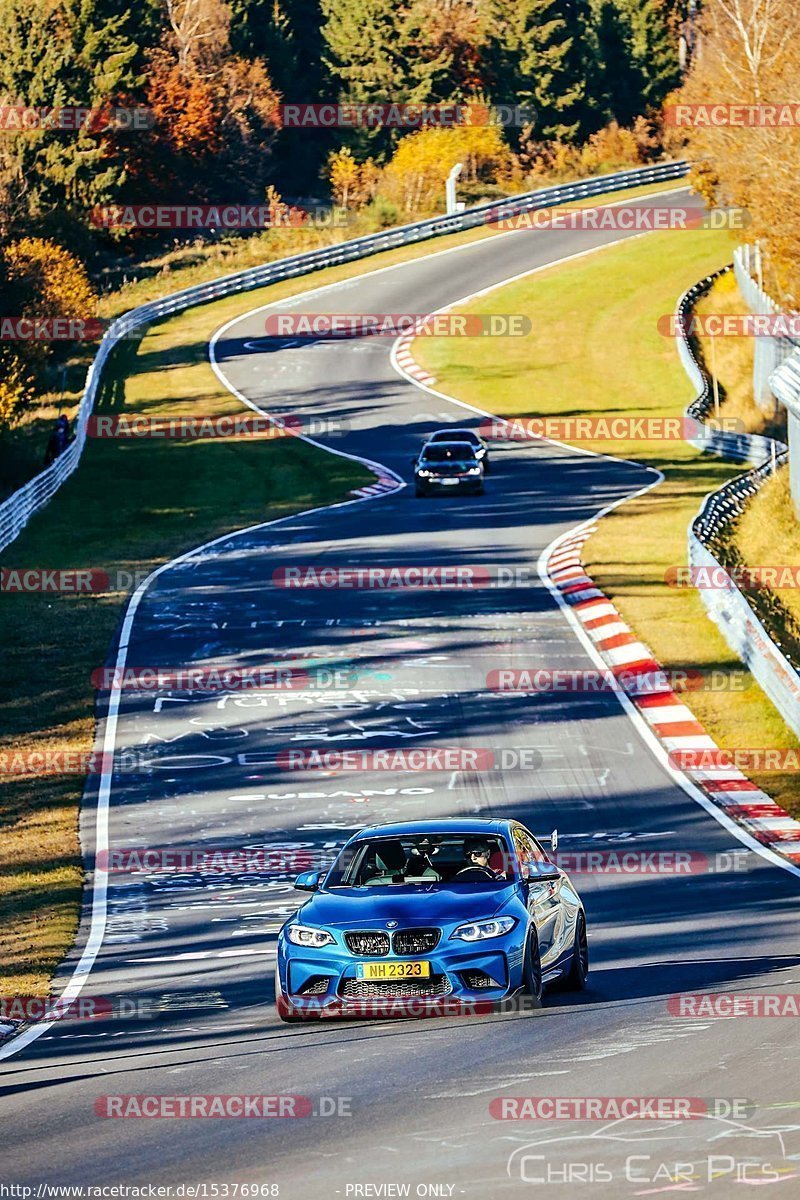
344,931 -> 390,956
339,975 -> 452,1000
392,928 -> 440,955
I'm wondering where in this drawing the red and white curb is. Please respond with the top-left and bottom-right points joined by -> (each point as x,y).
351,476 -> 400,498
394,330 -> 437,388
545,530 -> 800,868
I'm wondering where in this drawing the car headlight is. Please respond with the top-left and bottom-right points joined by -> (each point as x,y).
465,466 -> 481,475
416,468 -> 432,477
450,917 -> 516,942
285,923 -> 336,948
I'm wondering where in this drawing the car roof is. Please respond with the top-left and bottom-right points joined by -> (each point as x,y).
430,428 -> 479,437
352,818 -> 512,839
421,440 -> 478,451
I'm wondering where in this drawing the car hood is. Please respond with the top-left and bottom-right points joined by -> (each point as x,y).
419,462 -> 477,476
295,884 -> 518,928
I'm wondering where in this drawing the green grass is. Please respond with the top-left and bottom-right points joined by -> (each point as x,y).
412,228 -> 800,820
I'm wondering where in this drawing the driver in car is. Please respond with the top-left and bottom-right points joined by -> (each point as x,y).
455,840 -> 504,881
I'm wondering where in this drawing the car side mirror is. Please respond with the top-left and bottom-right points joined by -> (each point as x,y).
294,870 -> 321,891
524,861 -> 560,884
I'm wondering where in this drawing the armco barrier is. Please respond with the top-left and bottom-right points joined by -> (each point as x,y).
673,270 -> 800,738
0,161 -> 689,553
678,266 -> 778,466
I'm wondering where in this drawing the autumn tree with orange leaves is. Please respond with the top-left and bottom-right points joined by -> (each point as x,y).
129,0 -> 280,210
677,0 -> 800,301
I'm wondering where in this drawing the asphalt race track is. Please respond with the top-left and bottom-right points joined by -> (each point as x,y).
2,190 -> 800,1196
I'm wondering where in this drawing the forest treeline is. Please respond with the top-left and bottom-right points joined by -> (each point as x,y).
0,0 -> 797,432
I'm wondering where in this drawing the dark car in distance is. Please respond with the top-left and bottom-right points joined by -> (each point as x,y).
424,428 -> 490,472
412,441 -> 485,496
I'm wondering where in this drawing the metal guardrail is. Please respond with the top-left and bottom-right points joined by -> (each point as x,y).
0,160 -> 689,553
678,267 -> 778,466
674,269 -> 800,738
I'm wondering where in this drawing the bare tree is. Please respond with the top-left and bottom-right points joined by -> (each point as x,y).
712,0 -> 792,100
164,0 -> 231,76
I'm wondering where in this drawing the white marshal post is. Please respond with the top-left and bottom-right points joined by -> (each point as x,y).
446,162 -> 464,215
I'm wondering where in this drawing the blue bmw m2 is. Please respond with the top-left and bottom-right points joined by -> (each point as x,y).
275,818 -> 588,1020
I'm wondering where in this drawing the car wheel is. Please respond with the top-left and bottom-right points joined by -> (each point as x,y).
522,929 -> 543,1007
557,912 -> 589,992
415,486 -> 425,497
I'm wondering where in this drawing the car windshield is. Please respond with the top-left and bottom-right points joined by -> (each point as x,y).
420,445 -> 479,465
324,834 -> 517,888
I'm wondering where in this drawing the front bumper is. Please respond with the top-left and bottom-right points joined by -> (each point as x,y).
415,474 -> 483,493
276,932 -> 526,1018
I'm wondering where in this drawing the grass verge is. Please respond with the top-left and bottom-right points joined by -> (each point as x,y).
412,228 -> 800,819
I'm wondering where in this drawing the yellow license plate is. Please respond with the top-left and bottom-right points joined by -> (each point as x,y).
356,960 -> 431,980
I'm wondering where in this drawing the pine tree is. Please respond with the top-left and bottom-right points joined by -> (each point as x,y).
230,0 -> 300,98
621,0 -> 681,109
590,0 -> 680,126
321,0 -> 450,105
590,0 -> 645,127
320,0 -> 453,159
0,0 -> 142,226
485,0 -> 592,143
